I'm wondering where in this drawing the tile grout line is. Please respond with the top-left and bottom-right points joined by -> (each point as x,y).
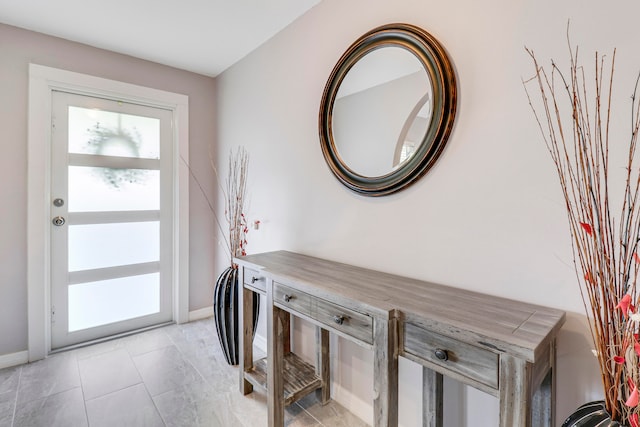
128,330 -> 169,427
10,366 -> 22,427
172,320 -> 256,427
145,331 -> 170,427
299,401 -> 324,426
154,324 -> 217,426
73,350 -> 90,426
165,325 -> 207,382
152,333 -> 170,427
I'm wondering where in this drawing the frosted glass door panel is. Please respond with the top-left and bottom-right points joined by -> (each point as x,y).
68,222 -> 159,272
68,166 -> 159,212
50,90 -> 174,349
68,106 -> 161,159
68,273 -> 160,332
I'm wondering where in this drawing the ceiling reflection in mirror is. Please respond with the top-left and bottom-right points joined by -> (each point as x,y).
332,47 -> 433,177
319,23 -> 457,196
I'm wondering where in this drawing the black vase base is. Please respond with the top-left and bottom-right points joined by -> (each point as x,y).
213,266 -> 260,366
561,401 -> 623,427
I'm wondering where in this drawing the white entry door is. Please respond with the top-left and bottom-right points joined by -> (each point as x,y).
50,90 -> 174,349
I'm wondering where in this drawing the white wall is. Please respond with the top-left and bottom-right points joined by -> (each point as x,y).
215,0 -> 640,425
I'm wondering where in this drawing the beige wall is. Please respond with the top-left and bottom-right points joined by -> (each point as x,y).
0,23 -> 219,357
215,0 -> 640,425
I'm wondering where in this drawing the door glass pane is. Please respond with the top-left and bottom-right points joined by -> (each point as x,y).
68,273 -> 160,332
68,166 -> 159,212
68,106 -> 160,159
68,221 -> 159,272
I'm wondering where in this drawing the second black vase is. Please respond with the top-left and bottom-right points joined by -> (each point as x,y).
213,266 -> 260,366
561,401 -> 623,427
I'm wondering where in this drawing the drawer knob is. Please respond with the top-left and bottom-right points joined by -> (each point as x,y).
333,315 -> 346,325
283,294 -> 293,303
251,276 -> 260,284
434,348 -> 449,361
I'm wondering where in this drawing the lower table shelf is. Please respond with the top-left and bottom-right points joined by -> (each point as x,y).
245,352 -> 322,406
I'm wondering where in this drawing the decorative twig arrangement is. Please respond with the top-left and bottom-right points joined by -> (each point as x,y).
523,34 -> 640,424
221,146 -> 249,266
183,146 -> 250,268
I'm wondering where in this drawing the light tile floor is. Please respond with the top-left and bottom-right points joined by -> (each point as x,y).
0,318 -> 368,427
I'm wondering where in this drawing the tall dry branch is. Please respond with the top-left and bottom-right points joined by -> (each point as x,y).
524,35 -> 640,423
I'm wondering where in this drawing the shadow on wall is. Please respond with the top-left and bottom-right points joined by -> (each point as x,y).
556,311 -> 602,421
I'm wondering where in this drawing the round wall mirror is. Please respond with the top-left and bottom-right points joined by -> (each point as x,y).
319,23 -> 457,196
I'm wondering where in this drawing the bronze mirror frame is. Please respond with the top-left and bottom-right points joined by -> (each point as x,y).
319,23 -> 457,196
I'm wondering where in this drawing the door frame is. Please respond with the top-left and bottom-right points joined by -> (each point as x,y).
27,64 -> 190,361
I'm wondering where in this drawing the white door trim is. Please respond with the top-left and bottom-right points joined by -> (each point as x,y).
27,64 -> 190,362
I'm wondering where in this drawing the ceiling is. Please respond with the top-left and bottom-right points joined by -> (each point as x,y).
0,0 -> 321,77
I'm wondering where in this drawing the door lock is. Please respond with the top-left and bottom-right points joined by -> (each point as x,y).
52,216 -> 66,226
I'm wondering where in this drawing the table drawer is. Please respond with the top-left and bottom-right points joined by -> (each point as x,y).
274,282 -> 373,345
403,322 -> 499,389
311,297 -> 373,345
243,267 -> 266,293
274,282 -> 311,314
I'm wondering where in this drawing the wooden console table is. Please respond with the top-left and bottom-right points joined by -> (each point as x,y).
235,251 -> 565,427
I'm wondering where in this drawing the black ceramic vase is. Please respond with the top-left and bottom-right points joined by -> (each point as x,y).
561,401 -> 624,427
213,266 -> 260,366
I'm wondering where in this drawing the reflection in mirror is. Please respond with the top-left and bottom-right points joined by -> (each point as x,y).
332,47 -> 432,177
395,92 -> 431,166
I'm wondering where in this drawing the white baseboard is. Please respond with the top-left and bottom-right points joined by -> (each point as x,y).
0,350 -> 29,369
188,306 -> 213,322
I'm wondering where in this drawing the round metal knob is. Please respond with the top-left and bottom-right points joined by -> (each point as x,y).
434,348 -> 448,361
251,276 -> 260,284
52,216 -> 66,226
283,294 -> 293,303
333,315 -> 345,325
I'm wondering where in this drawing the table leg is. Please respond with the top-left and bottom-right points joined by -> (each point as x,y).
531,369 -> 553,427
373,317 -> 398,427
282,311 -> 291,355
267,280 -> 286,427
238,280 -> 254,395
550,340 -> 557,425
423,367 -> 443,427
499,354 -> 532,427
315,327 -> 330,405
531,339 -> 556,427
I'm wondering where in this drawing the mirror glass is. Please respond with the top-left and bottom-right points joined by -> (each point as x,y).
319,23 -> 457,196
332,47 -> 433,177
